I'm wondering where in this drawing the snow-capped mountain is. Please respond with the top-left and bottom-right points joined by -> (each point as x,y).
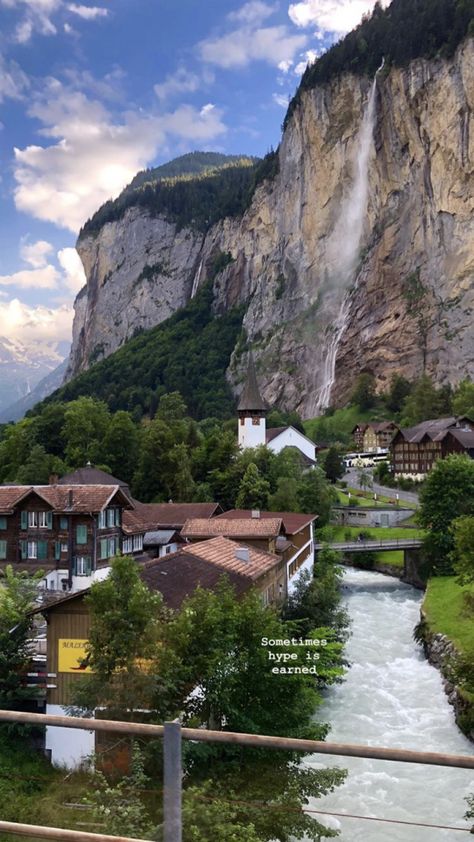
0,337 -> 69,417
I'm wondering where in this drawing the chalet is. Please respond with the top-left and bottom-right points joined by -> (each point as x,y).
352,422 -> 398,453
121,501 -> 221,555
0,483 -> 133,592
391,416 -> 474,478
39,535 -> 286,766
238,354 -> 317,464
183,509 -> 316,591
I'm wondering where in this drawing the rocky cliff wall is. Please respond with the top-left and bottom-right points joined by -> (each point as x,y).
67,39 -> 474,415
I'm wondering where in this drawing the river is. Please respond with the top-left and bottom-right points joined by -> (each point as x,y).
305,567 -> 474,841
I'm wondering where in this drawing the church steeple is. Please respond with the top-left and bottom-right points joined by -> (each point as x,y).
238,353 -> 267,449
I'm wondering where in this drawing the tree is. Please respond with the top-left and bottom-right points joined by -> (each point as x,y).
283,547 -> 348,637
357,469 -> 373,491
351,373 -> 377,410
63,397 -> 111,467
0,566 -> 42,714
385,374 -> 412,414
0,420 -> 34,483
15,446 -> 65,485
323,447 -> 344,483
102,411 -> 139,485
400,375 -> 448,426
418,455 -> 474,575
132,418 -> 175,501
453,379 -> 474,419
268,477 -> 299,511
452,516 -> 474,585
297,468 -> 336,523
73,555 -> 166,718
156,391 -> 188,424
235,462 -> 270,509
167,443 -> 195,502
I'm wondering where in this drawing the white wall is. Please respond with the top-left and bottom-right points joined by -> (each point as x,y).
268,427 -> 316,461
238,415 -> 266,449
45,704 -> 95,769
43,569 -> 69,591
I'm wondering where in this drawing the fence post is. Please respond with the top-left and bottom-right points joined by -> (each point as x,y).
163,720 -> 182,842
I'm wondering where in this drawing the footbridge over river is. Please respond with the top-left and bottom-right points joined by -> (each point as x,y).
314,537 -> 425,588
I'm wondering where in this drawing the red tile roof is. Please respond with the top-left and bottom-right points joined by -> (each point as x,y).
182,536 -> 281,580
216,509 -> 316,535
122,502 -> 221,534
0,484 -> 132,514
181,517 -> 283,540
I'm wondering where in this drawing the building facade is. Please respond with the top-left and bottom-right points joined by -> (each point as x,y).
352,422 -> 398,453
391,417 -> 474,478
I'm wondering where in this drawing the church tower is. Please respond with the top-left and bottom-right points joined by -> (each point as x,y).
238,353 -> 267,449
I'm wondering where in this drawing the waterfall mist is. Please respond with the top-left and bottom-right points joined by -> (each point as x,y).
317,68 -> 381,412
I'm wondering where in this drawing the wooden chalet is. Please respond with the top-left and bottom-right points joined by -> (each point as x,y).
391,416 -> 474,478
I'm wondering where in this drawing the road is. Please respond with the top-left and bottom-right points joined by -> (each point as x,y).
343,468 -> 420,506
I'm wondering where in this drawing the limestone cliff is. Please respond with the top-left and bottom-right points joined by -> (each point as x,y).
67,39 -> 474,417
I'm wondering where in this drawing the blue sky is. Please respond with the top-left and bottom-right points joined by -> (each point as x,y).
0,0 -> 386,353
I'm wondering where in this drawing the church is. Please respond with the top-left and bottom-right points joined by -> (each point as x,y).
237,355 -> 317,464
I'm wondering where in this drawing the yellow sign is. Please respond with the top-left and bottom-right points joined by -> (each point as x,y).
58,639 -> 92,673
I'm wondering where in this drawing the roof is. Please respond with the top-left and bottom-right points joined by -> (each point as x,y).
433,428 -> 474,448
394,417 -> 474,444
237,353 -> 267,413
143,530 -> 183,546
181,517 -> 283,540
0,484 -> 133,514
58,465 -> 131,495
265,426 -> 287,443
122,502 -> 221,534
216,509 -> 317,535
181,536 -> 281,580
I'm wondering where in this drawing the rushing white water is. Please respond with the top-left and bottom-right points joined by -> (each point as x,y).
317,67 -> 381,411
305,568 -> 474,841
191,259 -> 203,298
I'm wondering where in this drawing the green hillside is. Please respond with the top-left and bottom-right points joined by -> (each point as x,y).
31,281 -> 245,422
284,0 -> 473,128
126,151 -> 258,191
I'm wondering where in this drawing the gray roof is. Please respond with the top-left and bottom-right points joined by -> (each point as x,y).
58,465 -> 131,496
143,530 -> 180,546
237,353 -> 267,413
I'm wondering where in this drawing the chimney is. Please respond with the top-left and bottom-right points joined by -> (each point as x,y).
235,546 -> 250,562
251,509 -> 260,519
68,490 -> 74,508
49,473 -> 59,485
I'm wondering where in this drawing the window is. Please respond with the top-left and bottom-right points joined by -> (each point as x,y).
74,556 -> 91,576
60,516 -> 68,530
240,417 -> 244,426
165,545 -> 172,555
98,511 -> 106,529
27,541 -> 37,559
100,537 -> 118,560
0,517 -> 6,530
122,537 -> 132,554
27,512 -> 38,528
61,542 -> 68,553
108,537 -> 117,557
0,540 -> 6,559
38,511 -> 53,529
76,525 -> 88,545
100,538 -> 108,560
132,534 -> 143,552
252,417 -> 260,425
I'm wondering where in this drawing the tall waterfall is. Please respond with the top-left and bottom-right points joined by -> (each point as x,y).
317,66 -> 382,411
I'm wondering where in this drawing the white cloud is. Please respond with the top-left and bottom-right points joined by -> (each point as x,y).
67,3 -> 108,19
154,66 -> 214,103
273,92 -> 289,107
278,59 -> 293,73
20,238 -> 54,268
13,80 -> 227,232
0,0 -> 63,43
200,24 -> 307,68
228,1 -> 275,24
288,0 -> 389,35
57,246 -> 86,293
0,264 -> 59,289
0,297 -> 73,344
294,47 -> 319,75
0,55 -> 29,102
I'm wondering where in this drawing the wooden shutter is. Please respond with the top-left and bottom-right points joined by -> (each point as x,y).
76,525 -> 87,544
37,540 -> 48,560
0,540 -> 6,560
0,517 -> 6,530
20,511 -> 28,530
54,542 -> 61,561
20,540 -> 27,559
46,511 -> 53,529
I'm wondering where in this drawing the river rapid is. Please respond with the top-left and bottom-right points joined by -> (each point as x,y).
305,567 -> 474,841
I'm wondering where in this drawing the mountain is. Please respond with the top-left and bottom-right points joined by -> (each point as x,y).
124,151 -> 259,192
64,0 -> 474,418
0,358 -> 68,423
0,338 -> 69,417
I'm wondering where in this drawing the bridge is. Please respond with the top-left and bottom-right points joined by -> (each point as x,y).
314,538 -> 423,553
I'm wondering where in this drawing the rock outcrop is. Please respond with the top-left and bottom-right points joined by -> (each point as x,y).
66,39 -> 474,417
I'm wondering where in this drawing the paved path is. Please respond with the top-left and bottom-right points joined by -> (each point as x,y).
344,468 -> 420,506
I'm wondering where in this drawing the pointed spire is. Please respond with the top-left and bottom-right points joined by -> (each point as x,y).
238,352 -> 267,413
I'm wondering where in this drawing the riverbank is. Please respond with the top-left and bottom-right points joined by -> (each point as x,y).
420,577 -> 474,742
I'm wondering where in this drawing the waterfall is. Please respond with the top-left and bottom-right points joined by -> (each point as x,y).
317,64 -> 383,411
191,259 -> 203,298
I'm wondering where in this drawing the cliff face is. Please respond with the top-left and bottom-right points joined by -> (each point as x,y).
67,39 -> 474,416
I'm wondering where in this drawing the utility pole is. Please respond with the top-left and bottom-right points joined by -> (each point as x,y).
163,720 -> 182,842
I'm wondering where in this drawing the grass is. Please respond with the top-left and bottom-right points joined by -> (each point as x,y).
374,550 -> 405,569
344,486 -> 416,509
318,525 -> 426,542
423,577 -> 474,656
303,406 -> 391,446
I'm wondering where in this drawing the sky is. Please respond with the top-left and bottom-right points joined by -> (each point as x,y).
0,0 -> 388,354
